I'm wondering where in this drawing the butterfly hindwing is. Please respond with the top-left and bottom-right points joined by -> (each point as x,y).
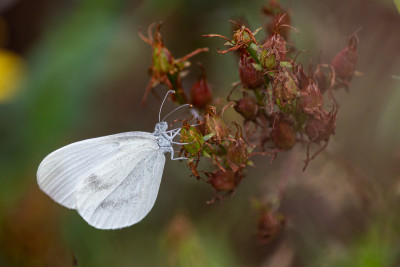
76,147 -> 165,229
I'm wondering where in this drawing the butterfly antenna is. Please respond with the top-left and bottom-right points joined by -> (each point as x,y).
159,90 -> 175,122
162,104 -> 193,122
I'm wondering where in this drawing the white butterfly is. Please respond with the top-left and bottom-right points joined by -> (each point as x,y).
37,90 -> 190,230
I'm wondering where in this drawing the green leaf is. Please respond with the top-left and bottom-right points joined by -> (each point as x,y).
202,150 -> 212,158
246,160 -> 255,167
203,133 -> 215,142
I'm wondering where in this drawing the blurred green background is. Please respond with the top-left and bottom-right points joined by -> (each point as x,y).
1,0 -> 400,266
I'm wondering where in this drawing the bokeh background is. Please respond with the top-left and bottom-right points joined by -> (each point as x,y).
1,0 -> 400,266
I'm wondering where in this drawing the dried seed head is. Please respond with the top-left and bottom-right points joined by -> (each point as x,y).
299,77 -> 324,117
272,117 -> 296,149
234,96 -> 259,120
205,106 -> 230,143
226,127 -> 249,172
273,68 -> 299,113
239,53 -> 264,89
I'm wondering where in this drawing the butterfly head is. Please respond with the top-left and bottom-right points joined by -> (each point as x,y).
154,121 -> 168,134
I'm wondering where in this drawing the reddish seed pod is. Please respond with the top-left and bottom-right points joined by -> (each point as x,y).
305,109 -> 337,142
191,74 -> 212,109
239,53 -> 264,89
331,35 -> 358,84
234,97 -> 259,120
271,118 -> 296,149
208,170 -> 240,192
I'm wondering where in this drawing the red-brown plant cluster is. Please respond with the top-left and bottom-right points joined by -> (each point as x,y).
141,0 -> 358,243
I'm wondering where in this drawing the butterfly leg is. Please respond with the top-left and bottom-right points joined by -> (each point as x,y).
168,147 -> 188,160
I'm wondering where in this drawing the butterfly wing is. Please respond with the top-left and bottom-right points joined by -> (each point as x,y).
76,147 -> 165,229
37,132 -> 156,209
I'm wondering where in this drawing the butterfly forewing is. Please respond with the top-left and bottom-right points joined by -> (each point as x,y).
37,132 -> 157,210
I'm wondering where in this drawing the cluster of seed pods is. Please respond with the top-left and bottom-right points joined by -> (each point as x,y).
141,0 -> 358,243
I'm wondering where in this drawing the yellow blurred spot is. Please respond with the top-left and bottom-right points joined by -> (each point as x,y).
0,48 -> 25,102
